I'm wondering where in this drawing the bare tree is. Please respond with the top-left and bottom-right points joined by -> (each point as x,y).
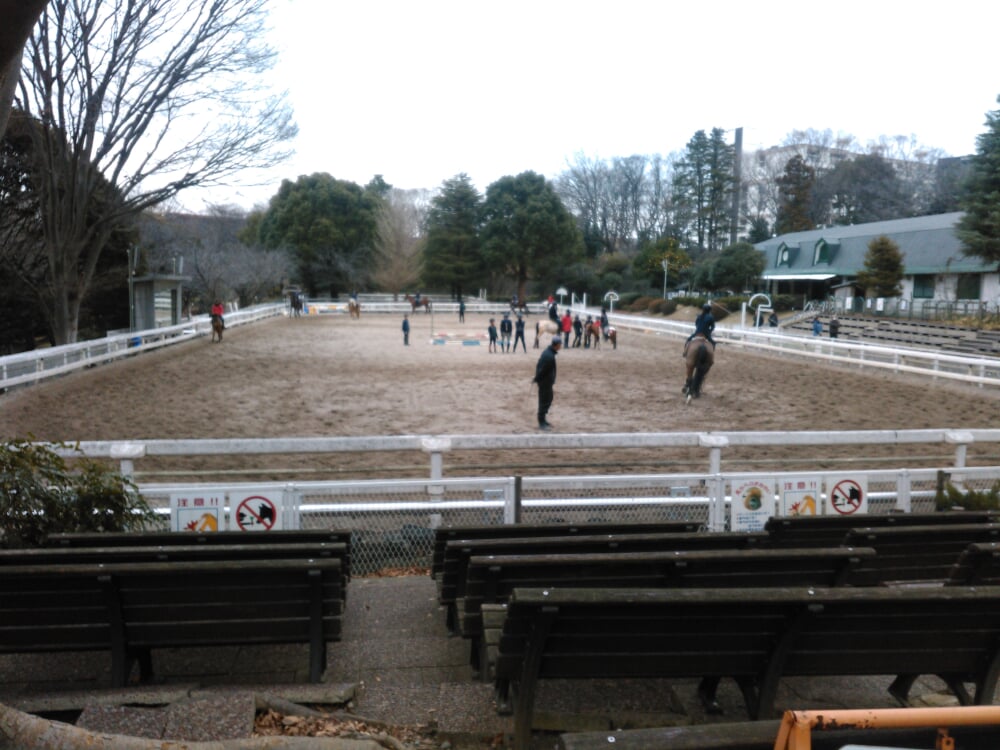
0,0 -> 46,138
372,188 -> 427,295
15,0 -> 296,343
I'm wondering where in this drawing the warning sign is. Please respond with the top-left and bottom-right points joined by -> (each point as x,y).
234,493 -> 282,531
730,478 -> 775,532
825,475 -> 868,516
170,493 -> 223,532
779,476 -> 820,517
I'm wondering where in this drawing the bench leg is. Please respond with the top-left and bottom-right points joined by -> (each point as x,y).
512,607 -> 557,750
697,677 -> 724,714
888,674 -> 917,705
307,570 -> 326,683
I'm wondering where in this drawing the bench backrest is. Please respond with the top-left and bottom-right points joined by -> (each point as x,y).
440,531 -> 768,604
764,511 -> 995,548
460,546 -> 877,637
843,523 -> 1000,583
495,585 -> 1000,719
948,542 -> 1000,585
431,522 -> 704,577
0,558 -> 342,652
0,542 -> 350,593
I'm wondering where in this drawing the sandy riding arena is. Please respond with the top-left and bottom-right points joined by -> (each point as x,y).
2,310 -> 999,478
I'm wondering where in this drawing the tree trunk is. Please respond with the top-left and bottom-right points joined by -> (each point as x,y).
0,702 -> 382,749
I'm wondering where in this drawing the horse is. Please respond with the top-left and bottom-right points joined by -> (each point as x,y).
534,319 -> 560,348
585,321 -> 602,349
210,314 -> 224,343
682,334 -> 714,403
405,294 -> 432,313
607,325 -> 617,350
290,294 -> 303,318
348,298 -> 361,319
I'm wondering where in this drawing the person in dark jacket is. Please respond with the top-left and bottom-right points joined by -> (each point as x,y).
513,314 -> 527,353
533,335 -> 561,430
684,303 -> 716,356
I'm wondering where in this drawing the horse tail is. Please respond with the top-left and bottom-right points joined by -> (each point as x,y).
694,341 -> 709,371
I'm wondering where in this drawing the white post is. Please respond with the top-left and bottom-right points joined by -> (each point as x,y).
896,469 -> 912,513
110,442 -> 146,478
946,431 -> 973,492
700,435 -> 729,531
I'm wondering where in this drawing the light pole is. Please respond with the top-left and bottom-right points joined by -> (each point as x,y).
661,259 -> 669,299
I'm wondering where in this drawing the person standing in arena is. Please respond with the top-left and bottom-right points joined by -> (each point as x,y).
401,314 -> 410,346
500,312 -> 513,352
513,314 -> 527,353
533,335 -> 561,430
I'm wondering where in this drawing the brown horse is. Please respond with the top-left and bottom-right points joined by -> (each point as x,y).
585,321 -> 602,349
682,334 -> 714,402
607,325 -> 617,350
211,315 -> 224,343
405,294 -> 431,313
348,299 -> 361,319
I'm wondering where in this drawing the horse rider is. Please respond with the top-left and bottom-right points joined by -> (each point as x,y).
600,307 -> 610,340
548,298 -> 559,324
500,312 -> 513,352
683,303 -> 716,356
414,291 -> 422,306
211,299 -> 225,329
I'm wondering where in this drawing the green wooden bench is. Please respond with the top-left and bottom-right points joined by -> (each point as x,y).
439,531 -> 769,631
461,546 -> 877,679
764,511 -> 995,548
842,523 -> 1000,583
45,529 -> 354,577
493,586 -> 1000,750
0,558 -> 343,686
430,521 -> 704,578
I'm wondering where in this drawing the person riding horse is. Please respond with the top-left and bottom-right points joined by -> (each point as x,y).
683,303 -> 716,356
211,300 -> 225,329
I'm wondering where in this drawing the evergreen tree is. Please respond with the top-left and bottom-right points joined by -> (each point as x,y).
775,155 -> 816,234
957,95 -> 1000,266
421,174 -> 484,300
254,173 -> 380,297
480,172 -> 582,301
855,235 -> 904,298
672,129 -> 734,255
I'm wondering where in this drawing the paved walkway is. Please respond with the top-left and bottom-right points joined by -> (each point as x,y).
0,575 -> 962,747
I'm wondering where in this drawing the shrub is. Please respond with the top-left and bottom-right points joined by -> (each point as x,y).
935,480 -> 1000,511
648,299 -> 677,315
617,291 -> 644,308
0,439 -> 157,548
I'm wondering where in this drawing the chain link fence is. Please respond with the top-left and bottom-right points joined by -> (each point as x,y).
135,466 -> 1000,575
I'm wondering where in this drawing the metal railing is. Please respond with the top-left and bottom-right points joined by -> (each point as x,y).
0,304 -> 284,391
132,463 -> 1000,573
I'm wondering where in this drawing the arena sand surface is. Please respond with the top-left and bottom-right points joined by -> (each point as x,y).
1,309 -> 998,479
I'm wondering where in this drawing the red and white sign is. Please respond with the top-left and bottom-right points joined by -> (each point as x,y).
824,475 -> 868,516
234,493 -> 282,531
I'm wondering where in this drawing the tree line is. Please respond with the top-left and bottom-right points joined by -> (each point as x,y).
2,0 -> 999,353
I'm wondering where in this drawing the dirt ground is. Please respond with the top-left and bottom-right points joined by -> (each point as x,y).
1,309 -> 998,479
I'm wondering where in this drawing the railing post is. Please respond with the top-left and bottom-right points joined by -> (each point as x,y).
422,437 -> 451,528
504,476 -> 522,525
946,431 -> 973,492
109,442 -> 146,478
896,469 -> 912,513
699,435 -> 729,532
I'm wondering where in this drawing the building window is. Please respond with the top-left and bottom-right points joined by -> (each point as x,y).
956,274 -> 981,300
912,274 -> 935,299
777,244 -> 790,267
814,240 -> 830,265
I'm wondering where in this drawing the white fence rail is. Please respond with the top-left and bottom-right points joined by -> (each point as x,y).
0,304 -> 284,391
604,310 -> 1000,389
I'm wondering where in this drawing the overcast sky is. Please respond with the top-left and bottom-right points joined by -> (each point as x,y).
177,0 -> 1000,212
